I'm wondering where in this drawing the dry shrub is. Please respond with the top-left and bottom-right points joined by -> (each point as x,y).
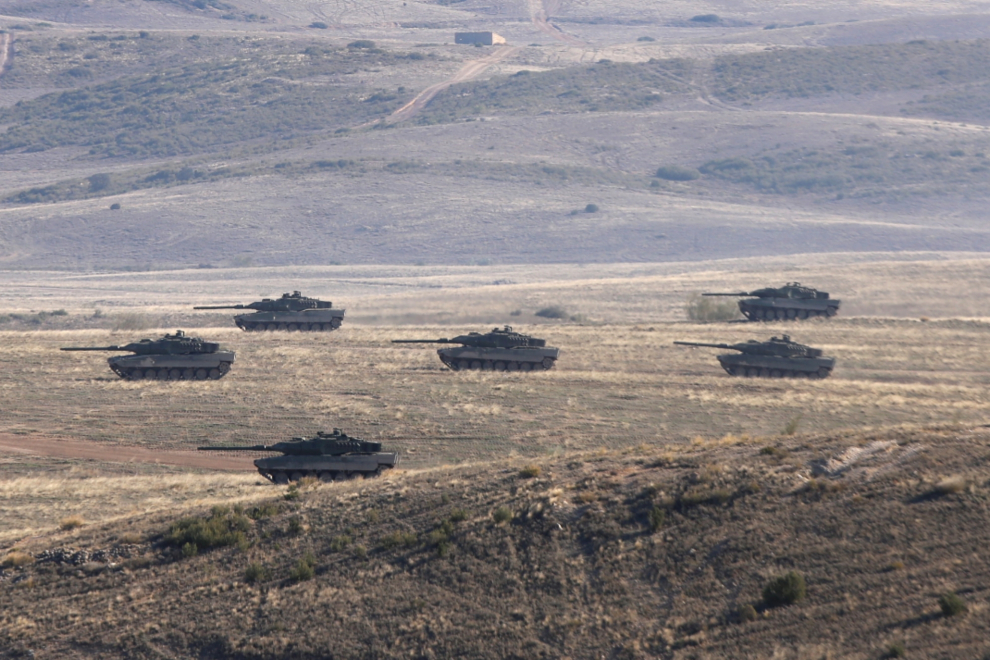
934,475 -> 968,495
493,506 -> 513,523
2,551 -> 34,568
290,552 -> 316,582
938,592 -> 967,617
519,465 -> 541,479
118,531 -> 144,544
762,571 -> 806,608
59,515 -> 85,531
737,603 -> 759,623
685,293 -> 740,322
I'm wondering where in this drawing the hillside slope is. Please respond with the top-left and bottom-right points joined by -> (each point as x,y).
3,426 -> 989,658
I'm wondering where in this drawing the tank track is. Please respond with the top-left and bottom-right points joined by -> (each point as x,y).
722,365 -> 832,379
259,466 -> 391,484
111,362 -> 232,381
236,320 -> 342,332
741,306 -> 839,321
438,355 -> 556,372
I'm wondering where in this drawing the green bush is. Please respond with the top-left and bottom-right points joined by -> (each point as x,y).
737,603 -> 759,623
348,40 -> 376,49
329,535 -> 352,553
290,552 -> 316,581
685,293 -> 740,322
244,562 -> 268,583
655,165 -> 700,181
380,531 -> 418,550
938,592 -> 967,616
584,203 -> 599,213
884,642 -> 906,658
690,14 -> 720,22
535,306 -> 569,319
166,506 -> 251,555
287,517 -> 304,535
648,506 -> 665,532
519,465 -> 541,479
493,506 -> 513,523
762,571 -> 807,608
247,502 -> 278,519
449,509 -> 468,522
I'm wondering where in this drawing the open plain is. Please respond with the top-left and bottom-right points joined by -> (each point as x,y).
3,0 -> 990,657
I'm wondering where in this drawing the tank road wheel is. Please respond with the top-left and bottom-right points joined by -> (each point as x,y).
273,472 -> 289,485
261,323 -> 273,331
818,367 -> 832,379
125,369 -> 141,381
770,369 -> 783,378
218,362 -> 231,374
289,471 -> 306,482
208,368 -> 221,380
287,323 -> 299,332
456,359 -> 469,371
154,369 -> 168,381
826,306 -> 838,317
793,371 -> 807,379
519,362 -> 532,372
506,361 -> 519,372
797,310 -> 809,320
330,318 -> 342,330
141,369 -> 154,379
785,309 -> 796,320
744,367 -> 758,377
195,368 -> 208,380
542,357 -> 555,370
469,360 -> 482,370
277,323 -> 288,331
181,368 -> 194,380
725,366 -> 738,376
494,361 -> 506,371
758,368 -> 770,378
318,471 -> 334,483
482,361 -> 494,371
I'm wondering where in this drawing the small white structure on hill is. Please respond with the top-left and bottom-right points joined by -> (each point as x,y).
455,32 -> 506,46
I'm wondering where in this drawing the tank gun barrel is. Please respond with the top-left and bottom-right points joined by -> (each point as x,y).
193,304 -> 248,310
198,445 -> 274,452
673,341 -> 738,351
391,339 -> 452,344
701,292 -> 750,297
60,346 -> 125,351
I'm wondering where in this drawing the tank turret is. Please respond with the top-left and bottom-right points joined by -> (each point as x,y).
675,335 -> 834,378
61,331 -> 234,381
199,429 -> 398,484
700,283 -> 839,321
393,326 -> 559,371
193,291 -> 344,332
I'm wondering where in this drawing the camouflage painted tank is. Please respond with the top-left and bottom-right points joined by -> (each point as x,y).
194,291 -> 344,331
703,283 -> 840,321
61,330 -> 235,380
674,335 -> 835,378
199,429 -> 398,484
392,326 -> 559,371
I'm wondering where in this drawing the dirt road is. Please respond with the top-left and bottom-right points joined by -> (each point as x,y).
0,32 -> 11,78
0,433 -> 256,471
388,46 -> 519,123
529,0 -> 584,45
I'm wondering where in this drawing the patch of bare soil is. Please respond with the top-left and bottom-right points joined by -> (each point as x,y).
0,433 -> 254,471
3,425 -> 990,658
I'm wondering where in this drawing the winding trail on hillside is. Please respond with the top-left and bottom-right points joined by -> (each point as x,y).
529,0 -> 584,45
0,433 -> 256,471
387,45 -> 519,123
0,32 -> 12,79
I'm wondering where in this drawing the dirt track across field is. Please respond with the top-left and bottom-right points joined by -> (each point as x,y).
0,433 -> 256,471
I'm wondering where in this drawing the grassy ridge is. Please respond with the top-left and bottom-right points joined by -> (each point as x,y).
0,38 -> 425,157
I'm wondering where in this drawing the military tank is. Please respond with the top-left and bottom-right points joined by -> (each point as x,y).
61,330 -> 235,381
703,283 -> 840,321
198,429 -> 398,484
674,335 -> 835,378
194,291 -> 344,331
392,326 -> 559,371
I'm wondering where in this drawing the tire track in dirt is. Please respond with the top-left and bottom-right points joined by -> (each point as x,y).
0,433 -> 256,471
386,46 -> 519,123
529,0 -> 584,45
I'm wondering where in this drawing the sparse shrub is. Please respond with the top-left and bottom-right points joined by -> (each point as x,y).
288,517 -> 304,535
493,506 -> 513,523
449,508 -> 468,523
938,591 -> 967,617
284,484 -> 301,501
885,560 -> 905,572
329,535 -> 352,552
648,506 -> 665,532
535,306 -> 568,319
309,21 -> 328,29
510,309 -> 522,316
2,551 -> 34,568
737,603 -> 759,623
166,506 -> 251,556
762,571 -> 806,608
655,165 -> 700,181
247,503 -> 278,520
760,446 -> 781,456
783,414 -> 803,436
353,544 -> 367,558
584,203 -> 599,213
690,14 -> 720,22
637,36 -> 655,42
244,562 -> 268,583
290,553 -> 316,581
110,203 -> 121,210
366,509 -> 380,524
519,465 -> 541,478
380,531 -> 418,550
59,515 -> 85,531
87,173 -> 111,192
685,293 -> 740,322
884,641 -> 906,658
934,475 -> 968,495
348,40 -> 376,49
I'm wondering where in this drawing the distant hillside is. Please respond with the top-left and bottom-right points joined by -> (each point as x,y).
3,426 -> 989,658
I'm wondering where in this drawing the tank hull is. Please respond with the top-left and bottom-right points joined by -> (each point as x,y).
107,351 -> 235,381
255,452 -> 399,484
233,309 -> 345,332
436,346 -> 560,371
716,353 -> 835,379
739,298 -> 840,321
